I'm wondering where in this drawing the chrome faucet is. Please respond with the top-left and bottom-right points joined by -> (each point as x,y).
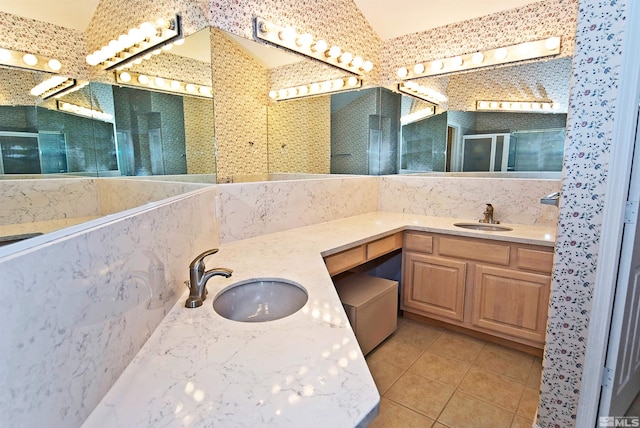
479,203 -> 500,224
185,249 -> 233,308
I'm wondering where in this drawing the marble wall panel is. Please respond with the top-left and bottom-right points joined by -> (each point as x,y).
0,186 -> 218,428
219,176 -> 380,242
379,175 -> 561,227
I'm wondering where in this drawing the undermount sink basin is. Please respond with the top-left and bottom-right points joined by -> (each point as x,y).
454,223 -> 513,232
213,278 -> 308,322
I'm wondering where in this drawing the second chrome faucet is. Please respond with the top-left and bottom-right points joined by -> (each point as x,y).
185,249 -> 233,308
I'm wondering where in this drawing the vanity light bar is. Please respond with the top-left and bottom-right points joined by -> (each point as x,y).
255,17 -> 373,76
30,76 -> 77,99
397,82 -> 447,105
268,76 -> 362,101
57,100 -> 113,122
87,15 -> 183,71
397,36 -> 561,79
0,47 -> 63,73
476,100 -> 558,112
115,70 -> 213,98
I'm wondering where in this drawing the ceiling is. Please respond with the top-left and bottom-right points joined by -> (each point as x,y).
0,0 -> 542,38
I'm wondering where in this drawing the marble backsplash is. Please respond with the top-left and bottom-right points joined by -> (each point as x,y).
219,176 -> 380,242
0,185 -> 219,428
379,175 -> 561,227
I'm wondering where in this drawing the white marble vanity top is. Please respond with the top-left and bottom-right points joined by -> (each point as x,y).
83,212 -> 555,427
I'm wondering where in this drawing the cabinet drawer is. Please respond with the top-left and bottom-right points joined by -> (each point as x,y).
324,246 -> 367,276
439,236 -> 510,266
367,233 -> 402,259
404,232 -> 433,253
517,248 -> 554,274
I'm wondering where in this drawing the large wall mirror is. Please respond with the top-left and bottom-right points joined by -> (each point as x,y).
0,27 -> 216,181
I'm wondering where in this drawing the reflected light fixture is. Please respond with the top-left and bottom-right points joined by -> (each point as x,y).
397,36 -> 561,79
255,17 -> 373,76
115,70 -> 212,98
269,76 -> 361,101
397,81 -> 447,105
476,100 -> 557,112
57,100 -> 113,122
87,15 -> 182,70
0,47 -> 64,73
30,76 -> 78,99
400,106 -> 436,125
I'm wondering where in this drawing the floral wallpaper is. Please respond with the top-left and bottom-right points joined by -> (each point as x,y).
537,0 -> 629,426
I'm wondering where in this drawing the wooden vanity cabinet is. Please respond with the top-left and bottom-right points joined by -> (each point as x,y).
402,231 -> 553,348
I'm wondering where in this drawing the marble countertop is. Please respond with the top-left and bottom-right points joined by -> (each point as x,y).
82,212 -> 556,427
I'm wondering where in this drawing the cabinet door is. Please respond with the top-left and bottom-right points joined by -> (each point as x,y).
471,265 -> 550,343
403,252 -> 467,321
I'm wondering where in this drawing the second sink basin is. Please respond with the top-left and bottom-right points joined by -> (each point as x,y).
454,223 -> 513,232
213,278 -> 308,322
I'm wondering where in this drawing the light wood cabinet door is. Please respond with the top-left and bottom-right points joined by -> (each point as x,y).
471,265 -> 550,343
403,252 -> 467,321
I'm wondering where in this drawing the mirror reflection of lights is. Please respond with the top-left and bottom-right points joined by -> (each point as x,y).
288,394 -> 301,405
174,402 -> 183,414
476,100 -> 555,113
272,384 -> 281,393
302,385 -> 314,396
269,77 -> 362,101
115,71 -> 212,99
193,389 -> 205,402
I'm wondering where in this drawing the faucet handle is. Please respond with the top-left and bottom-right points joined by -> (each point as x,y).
189,248 -> 220,270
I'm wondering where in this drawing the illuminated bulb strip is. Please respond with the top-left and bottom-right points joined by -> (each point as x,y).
115,70 -> 212,98
397,36 -> 561,79
269,76 -> 361,101
30,76 -> 77,99
57,100 -> 113,122
397,82 -> 447,105
87,15 -> 182,70
0,47 -> 63,73
476,100 -> 557,112
255,17 -> 373,76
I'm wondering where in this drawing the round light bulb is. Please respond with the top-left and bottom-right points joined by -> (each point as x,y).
199,86 -> 212,96
413,63 -> 425,74
471,52 -> 484,64
543,103 -> 552,111
451,56 -> 463,67
86,54 -> 99,66
327,46 -> 341,58
170,80 -> 181,90
397,67 -> 408,78
333,78 -> 344,89
320,80 -> 332,91
137,74 -> 149,84
133,58 -> 143,65
128,28 -> 144,43
362,60 -> 373,72
339,52 -> 353,64
494,48 -> 508,61
431,60 -> 444,71
296,33 -> 313,48
174,38 -> 185,46
347,76 -> 358,86
154,77 -> 165,87
309,82 -> 320,93
532,103 -> 541,110
185,84 -> 196,93
545,36 -> 560,50
278,89 -> 288,98
101,45 -> 116,59
479,101 -> 489,109
118,34 -> 134,48
351,56 -> 363,68
298,85 -> 309,95
119,72 -> 132,82
287,87 -> 297,97
0,48 -> 11,61
279,27 -> 296,42
156,18 -> 169,29
108,39 -> 123,52
48,58 -> 62,71
22,53 -> 38,66
312,39 -> 328,53
489,101 -> 499,109
269,90 -> 277,99
140,22 -> 157,38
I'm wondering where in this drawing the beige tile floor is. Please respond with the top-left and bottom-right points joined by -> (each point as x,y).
366,316 -> 542,428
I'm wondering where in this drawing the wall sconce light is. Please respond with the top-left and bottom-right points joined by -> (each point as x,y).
476,100 -> 557,112
57,100 -> 113,122
0,47 -> 63,73
30,76 -> 79,99
115,70 -> 212,98
397,36 -> 561,79
400,106 -> 436,125
268,76 -> 361,101
397,82 -> 447,105
87,15 -> 183,70
255,17 -> 373,76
